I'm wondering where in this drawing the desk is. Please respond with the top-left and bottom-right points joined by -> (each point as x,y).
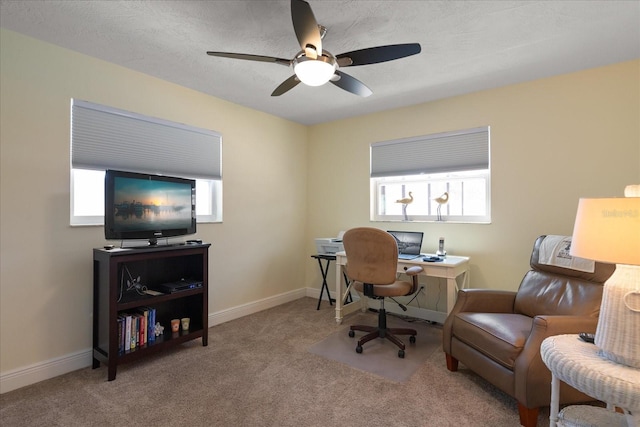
334,252 -> 469,324
541,334 -> 640,427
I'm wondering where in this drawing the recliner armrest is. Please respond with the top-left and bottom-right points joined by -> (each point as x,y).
530,315 -> 599,338
450,289 -> 517,314
518,315 -> 599,367
514,315 -> 599,408
443,289 -> 517,353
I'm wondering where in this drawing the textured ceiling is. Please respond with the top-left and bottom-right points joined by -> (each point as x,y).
1,0 -> 639,125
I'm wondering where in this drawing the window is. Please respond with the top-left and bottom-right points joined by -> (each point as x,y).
70,100 -> 222,226
370,127 -> 490,223
71,169 -> 221,225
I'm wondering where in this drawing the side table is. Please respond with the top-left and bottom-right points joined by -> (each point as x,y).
311,254 -> 352,310
541,334 -> 640,427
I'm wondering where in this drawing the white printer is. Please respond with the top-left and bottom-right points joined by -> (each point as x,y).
314,231 -> 345,255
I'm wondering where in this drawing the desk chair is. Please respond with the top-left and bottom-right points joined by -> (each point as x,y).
343,227 -> 423,358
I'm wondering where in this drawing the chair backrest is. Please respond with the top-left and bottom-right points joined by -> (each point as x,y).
514,235 -> 616,318
343,227 -> 399,285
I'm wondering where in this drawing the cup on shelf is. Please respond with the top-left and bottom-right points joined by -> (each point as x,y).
171,319 -> 180,332
181,317 -> 190,331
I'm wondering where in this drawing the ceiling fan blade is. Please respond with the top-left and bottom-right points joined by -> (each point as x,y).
336,43 -> 421,67
206,51 -> 290,66
271,75 -> 301,96
330,71 -> 372,97
291,0 -> 322,58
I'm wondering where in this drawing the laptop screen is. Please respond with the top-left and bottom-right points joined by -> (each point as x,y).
387,231 -> 424,256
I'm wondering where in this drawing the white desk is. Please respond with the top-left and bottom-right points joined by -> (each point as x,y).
334,252 -> 470,324
541,334 -> 640,427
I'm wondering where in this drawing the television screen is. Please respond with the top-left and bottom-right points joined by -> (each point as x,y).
105,169 -> 196,244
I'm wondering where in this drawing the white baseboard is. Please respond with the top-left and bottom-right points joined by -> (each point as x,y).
0,349 -> 93,395
1,287 -> 318,394
209,288 -> 310,326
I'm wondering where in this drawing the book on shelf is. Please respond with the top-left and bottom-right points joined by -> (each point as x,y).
117,315 -> 125,354
118,307 -> 160,352
125,315 -> 132,351
146,307 -> 156,343
136,307 -> 149,346
139,313 -> 146,347
133,314 -> 139,348
134,314 -> 141,349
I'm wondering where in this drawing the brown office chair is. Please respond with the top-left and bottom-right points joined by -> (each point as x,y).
442,235 -> 616,427
343,227 -> 423,358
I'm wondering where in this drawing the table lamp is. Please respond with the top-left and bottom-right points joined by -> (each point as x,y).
570,185 -> 640,368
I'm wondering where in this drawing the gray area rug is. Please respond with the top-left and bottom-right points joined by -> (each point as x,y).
309,312 -> 441,382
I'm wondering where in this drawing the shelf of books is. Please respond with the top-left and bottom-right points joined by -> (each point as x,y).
92,244 -> 210,381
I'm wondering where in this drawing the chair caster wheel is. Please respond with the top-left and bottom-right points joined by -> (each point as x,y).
348,330 -> 355,338
410,335 -> 416,344
398,349 -> 405,358
356,345 -> 363,354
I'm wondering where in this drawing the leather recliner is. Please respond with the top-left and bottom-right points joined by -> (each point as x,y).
442,235 -> 616,427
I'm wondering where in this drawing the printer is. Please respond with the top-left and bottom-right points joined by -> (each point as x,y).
314,231 -> 345,255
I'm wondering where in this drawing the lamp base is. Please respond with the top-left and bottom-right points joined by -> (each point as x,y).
595,264 -> 640,368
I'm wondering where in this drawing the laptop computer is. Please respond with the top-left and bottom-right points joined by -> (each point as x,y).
387,230 -> 424,260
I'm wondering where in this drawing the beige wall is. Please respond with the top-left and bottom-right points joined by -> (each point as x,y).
305,59 -> 640,309
0,30 -> 308,379
1,27 -> 639,390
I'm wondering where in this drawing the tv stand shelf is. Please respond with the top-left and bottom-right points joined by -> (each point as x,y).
92,243 -> 210,381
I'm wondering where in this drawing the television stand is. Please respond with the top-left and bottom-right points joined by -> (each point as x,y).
92,243 -> 210,381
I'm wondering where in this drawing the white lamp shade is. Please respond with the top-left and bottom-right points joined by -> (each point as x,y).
293,56 -> 336,86
570,197 -> 640,266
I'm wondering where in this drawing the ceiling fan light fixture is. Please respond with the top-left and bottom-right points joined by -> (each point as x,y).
207,0 -> 422,97
293,54 -> 336,86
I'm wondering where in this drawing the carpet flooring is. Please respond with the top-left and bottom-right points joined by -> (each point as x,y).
0,297 -> 550,426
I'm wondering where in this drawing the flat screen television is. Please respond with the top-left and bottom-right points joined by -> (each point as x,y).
105,169 -> 196,245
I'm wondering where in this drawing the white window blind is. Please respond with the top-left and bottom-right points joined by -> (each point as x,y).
71,99 -> 221,180
370,127 -> 489,177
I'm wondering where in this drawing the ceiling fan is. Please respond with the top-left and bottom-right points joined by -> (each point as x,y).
206,0 -> 421,97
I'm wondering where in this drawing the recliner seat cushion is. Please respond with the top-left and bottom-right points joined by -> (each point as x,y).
452,312 -> 533,370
